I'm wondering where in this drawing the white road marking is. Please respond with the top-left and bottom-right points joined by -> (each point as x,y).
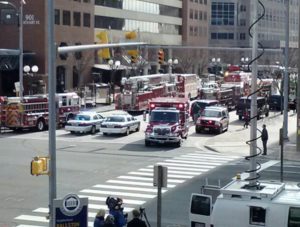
106,179 -> 176,188
148,165 -> 209,172
129,171 -> 193,179
155,162 -> 215,169
93,184 -> 167,193
164,159 -> 222,166
117,175 -> 185,183
15,215 -> 48,223
78,195 -> 145,205
80,189 -> 157,198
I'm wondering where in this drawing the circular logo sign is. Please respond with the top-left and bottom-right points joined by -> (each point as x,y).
62,194 -> 81,215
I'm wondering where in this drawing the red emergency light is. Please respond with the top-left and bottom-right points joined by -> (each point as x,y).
150,103 -> 155,109
178,104 -> 184,109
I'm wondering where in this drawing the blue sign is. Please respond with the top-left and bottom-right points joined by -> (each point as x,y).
53,194 -> 88,227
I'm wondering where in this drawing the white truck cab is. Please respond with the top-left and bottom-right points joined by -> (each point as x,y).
189,179 -> 300,227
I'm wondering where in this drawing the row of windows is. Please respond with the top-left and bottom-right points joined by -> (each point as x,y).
95,16 -> 181,35
211,32 -> 234,40
189,9 -> 208,21
73,0 -> 91,3
95,0 -> 181,18
54,9 -> 91,27
190,0 -> 207,4
189,26 -> 207,37
211,3 -> 235,26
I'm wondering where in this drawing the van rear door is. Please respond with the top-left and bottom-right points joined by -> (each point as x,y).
189,193 -> 212,227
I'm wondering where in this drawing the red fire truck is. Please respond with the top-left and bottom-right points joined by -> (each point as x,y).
145,97 -> 190,147
115,73 -> 200,112
176,74 -> 200,99
0,92 -> 80,131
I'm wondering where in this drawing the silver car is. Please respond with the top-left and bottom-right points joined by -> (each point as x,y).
65,111 -> 105,134
100,114 -> 140,136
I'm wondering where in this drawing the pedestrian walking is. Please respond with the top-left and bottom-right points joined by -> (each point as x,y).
94,209 -> 106,227
261,124 -> 268,155
127,209 -> 147,227
103,215 -> 117,227
244,111 -> 249,129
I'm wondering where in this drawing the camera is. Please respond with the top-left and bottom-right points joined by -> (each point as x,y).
106,196 -> 123,210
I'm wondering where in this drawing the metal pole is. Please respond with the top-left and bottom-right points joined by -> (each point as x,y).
47,0 -> 57,226
283,0 -> 290,140
157,165 -> 162,227
280,128 -> 284,182
297,1 -> 300,151
19,0 -> 23,99
249,0 -> 258,187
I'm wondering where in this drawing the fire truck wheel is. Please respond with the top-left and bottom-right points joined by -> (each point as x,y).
175,140 -> 181,148
135,124 -> 140,132
91,126 -> 96,135
195,126 -> 201,133
219,125 -> 223,134
145,140 -> 151,147
36,119 -> 46,131
103,132 -> 108,136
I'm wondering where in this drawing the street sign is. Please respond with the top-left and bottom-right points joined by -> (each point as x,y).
53,194 -> 88,227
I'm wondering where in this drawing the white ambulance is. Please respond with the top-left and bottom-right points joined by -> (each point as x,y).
189,179 -> 300,227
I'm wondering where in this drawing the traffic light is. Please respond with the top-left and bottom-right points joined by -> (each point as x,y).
158,49 -> 164,65
96,31 -> 111,60
31,156 -> 49,176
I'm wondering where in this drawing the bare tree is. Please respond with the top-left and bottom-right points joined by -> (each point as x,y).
73,51 -> 94,88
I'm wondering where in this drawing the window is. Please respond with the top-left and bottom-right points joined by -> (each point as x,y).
240,33 -> 246,40
63,10 -> 71,25
83,13 -> 90,27
249,206 -> 266,225
190,195 -> 211,216
54,9 -> 60,25
211,2 -> 235,25
288,207 -> 300,227
190,9 -> 193,19
73,12 -> 81,26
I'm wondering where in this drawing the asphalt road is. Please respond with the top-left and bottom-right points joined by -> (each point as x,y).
0,111 -> 298,227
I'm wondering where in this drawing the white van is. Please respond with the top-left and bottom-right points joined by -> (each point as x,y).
189,179 -> 300,227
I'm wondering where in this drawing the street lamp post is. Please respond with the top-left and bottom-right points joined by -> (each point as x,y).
108,59 -> 120,104
23,65 -> 39,95
0,1 -> 24,99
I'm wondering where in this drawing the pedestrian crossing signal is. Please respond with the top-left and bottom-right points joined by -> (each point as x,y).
158,49 -> 164,65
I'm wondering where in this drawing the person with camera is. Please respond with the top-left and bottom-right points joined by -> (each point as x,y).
94,209 -> 106,227
127,209 -> 147,227
106,196 -> 127,227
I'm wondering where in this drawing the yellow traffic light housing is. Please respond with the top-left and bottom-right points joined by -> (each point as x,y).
158,49 -> 164,65
131,55 -> 138,64
31,156 -> 49,176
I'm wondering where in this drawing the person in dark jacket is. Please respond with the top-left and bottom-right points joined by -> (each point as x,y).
127,209 -> 147,227
103,215 -> 117,227
261,124 -> 268,155
94,209 -> 105,227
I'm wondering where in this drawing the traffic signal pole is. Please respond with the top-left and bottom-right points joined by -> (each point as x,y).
47,0 -> 57,226
297,2 -> 300,152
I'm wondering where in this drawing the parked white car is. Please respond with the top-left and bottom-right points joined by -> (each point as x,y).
100,114 -> 140,136
65,111 -> 105,134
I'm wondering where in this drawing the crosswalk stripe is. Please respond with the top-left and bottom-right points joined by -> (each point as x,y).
148,165 -> 209,172
129,171 -> 193,179
78,195 -> 145,205
155,162 -> 215,169
89,204 -> 134,212
118,175 -> 185,183
80,189 -> 156,198
33,207 -> 98,218
139,168 -> 201,176
15,215 -> 48,223
93,184 -> 167,193
106,180 -> 176,188
164,159 -> 222,166
189,153 -> 239,159
175,156 -> 233,163
17,225 -> 45,227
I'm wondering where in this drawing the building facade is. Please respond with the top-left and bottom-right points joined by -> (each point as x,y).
0,0 -> 94,96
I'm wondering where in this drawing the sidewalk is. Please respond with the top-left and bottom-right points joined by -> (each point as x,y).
204,112 -> 300,161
